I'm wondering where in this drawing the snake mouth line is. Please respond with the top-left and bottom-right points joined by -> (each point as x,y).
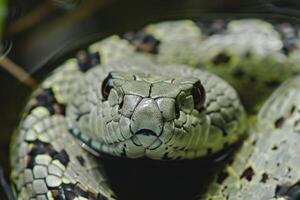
72,125 -> 166,157
135,129 -> 158,136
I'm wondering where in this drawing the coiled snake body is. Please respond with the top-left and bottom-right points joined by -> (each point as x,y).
10,19 -> 300,199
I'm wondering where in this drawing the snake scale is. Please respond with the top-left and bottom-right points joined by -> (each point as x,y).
9,19 -> 300,200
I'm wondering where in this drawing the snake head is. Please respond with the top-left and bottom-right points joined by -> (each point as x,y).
79,71 -> 209,160
67,70 -> 212,160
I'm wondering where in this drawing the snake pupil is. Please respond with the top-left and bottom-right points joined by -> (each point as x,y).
101,74 -> 113,100
192,81 -> 206,112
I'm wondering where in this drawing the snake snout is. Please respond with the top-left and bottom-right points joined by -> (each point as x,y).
130,98 -> 163,136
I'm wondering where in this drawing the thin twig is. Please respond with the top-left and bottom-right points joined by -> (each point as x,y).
0,165 -> 16,200
0,56 -> 37,89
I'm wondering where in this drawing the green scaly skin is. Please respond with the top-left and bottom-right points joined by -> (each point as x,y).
10,19 -> 300,199
202,76 -> 300,200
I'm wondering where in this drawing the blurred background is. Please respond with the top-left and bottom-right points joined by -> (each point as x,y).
1,0 -> 300,199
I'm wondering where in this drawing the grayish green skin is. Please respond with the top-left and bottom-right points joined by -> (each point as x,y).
203,76 -> 300,200
10,19 -> 300,199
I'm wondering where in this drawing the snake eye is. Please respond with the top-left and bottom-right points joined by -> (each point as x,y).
191,81 -> 206,112
101,74 -> 113,100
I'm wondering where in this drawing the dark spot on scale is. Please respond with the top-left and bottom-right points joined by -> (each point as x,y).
223,185 -> 228,190
240,166 -> 255,181
76,155 -> 86,166
64,190 -> 77,199
275,105 -> 296,129
216,170 -> 229,184
294,119 -> 300,131
260,173 -> 269,183
288,106 -> 296,117
122,31 -> 160,54
51,189 -> 67,198
281,47 -> 290,55
275,117 -> 285,128
272,145 -> 278,151
29,88 -> 66,116
212,53 -> 231,65
274,22 -> 299,55
276,162 -> 280,167
27,140 -> 70,169
196,19 -> 228,35
53,150 -> 70,166
76,49 -> 100,72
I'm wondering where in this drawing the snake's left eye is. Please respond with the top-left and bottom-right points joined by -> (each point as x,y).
191,81 -> 206,111
101,74 -> 113,100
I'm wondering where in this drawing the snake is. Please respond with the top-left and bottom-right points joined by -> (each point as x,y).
9,19 -> 300,200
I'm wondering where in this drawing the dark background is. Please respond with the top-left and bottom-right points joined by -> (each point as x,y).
2,0 -> 300,199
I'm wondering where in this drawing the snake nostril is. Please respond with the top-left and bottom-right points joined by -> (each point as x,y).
119,100 -> 124,110
175,103 -> 180,119
135,129 -> 157,136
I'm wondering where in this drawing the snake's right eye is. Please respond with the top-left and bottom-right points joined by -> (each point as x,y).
101,74 -> 113,100
191,81 -> 206,112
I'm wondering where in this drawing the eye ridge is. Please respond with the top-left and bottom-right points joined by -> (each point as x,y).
101,74 -> 113,100
191,81 -> 206,112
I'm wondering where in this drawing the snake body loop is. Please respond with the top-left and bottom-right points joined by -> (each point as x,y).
10,19 -> 300,199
